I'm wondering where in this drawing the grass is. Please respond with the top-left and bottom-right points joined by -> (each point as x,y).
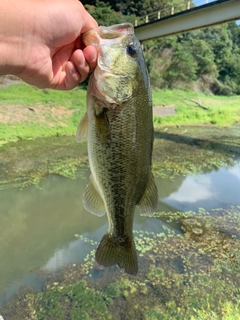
152,89 -> 240,126
0,122 -> 75,142
0,83 -> 240,144
0,82 -> 87,108
0,83 -> 87,143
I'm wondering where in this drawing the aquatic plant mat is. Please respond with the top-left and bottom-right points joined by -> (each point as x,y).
0,125 -> 240,319
0,136 -> 89,190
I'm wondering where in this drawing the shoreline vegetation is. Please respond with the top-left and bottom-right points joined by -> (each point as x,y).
0,82 -> 239,146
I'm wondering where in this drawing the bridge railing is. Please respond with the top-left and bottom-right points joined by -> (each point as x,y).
125,0 -> 217,27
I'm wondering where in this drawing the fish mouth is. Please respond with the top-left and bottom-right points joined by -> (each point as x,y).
94,23 -> 134,42
82,23 -> 134,47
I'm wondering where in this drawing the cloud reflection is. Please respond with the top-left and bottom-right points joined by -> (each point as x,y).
165,175 -> 214,203
228,165 -> 240,181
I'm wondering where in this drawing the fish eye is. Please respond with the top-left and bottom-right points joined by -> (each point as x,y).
126,44 -> 137,56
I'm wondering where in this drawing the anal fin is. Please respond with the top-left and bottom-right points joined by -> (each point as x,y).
137,171 -> 158,214
83,176 -> 105,217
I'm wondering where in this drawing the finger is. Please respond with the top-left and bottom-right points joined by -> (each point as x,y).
70,49 -> 90,83
64,60 -> 81,90
50,61 -> 80,90
83,45 -> 98,73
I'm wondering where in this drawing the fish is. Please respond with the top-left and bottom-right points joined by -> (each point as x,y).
77,23 -> 158,275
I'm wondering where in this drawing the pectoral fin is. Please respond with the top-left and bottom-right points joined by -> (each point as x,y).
83,176 -> 105,217
137,171 -> 158,214
76,112 -> 88,142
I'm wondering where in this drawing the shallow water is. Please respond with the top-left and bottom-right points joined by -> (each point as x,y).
0,127 -> 240,318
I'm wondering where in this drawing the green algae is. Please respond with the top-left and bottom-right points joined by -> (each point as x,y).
1,206 -> 240,319
36,280 -> 110,320
0,136 -> 88,190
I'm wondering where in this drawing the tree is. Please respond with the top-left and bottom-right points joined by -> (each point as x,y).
85,1 -> 127,26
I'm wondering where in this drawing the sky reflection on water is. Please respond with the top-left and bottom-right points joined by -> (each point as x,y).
162,162 -> 240,211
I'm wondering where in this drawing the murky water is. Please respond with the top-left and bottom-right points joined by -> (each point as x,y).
0,127 -> 240,318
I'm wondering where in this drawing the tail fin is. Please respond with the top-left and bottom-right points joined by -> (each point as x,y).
95,233 -> 138,275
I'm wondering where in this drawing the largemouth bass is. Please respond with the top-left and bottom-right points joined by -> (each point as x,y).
77,23 -> 158,275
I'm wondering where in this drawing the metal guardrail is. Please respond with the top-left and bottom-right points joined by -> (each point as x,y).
124,0 -> 218,27
133,0 -> 240,41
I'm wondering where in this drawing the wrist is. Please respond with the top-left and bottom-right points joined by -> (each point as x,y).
0,37 -> 25,76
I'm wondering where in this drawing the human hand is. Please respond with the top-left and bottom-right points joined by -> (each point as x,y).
0,0 -> 98,90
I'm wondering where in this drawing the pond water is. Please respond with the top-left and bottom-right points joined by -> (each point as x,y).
0,127 -> 240,319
